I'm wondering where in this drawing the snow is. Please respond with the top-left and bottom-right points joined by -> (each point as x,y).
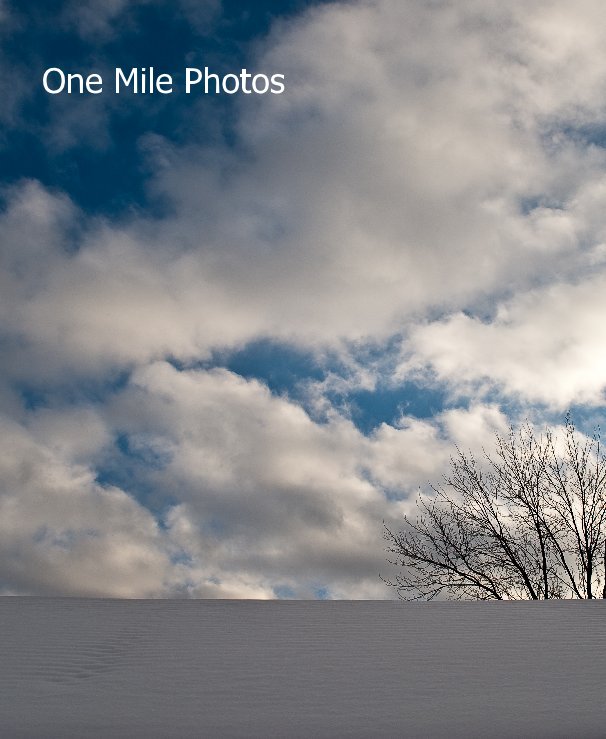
1,598 -> 605,737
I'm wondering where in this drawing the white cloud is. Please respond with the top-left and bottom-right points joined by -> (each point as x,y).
6,0 -> 606,380
0,353 -> 522,598
109,362 -> 392,598
404,273 -> 606,408
0,417 -> 173,597
97,363 -> 509,597
368,404 -> 509,492
62,0 -> 220,38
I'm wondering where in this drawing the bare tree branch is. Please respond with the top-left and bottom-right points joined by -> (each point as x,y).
384,418 -> 606,600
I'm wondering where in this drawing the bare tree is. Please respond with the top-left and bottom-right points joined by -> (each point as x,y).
384,417 -> 606,600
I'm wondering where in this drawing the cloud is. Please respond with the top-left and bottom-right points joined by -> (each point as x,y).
62,0 -> 220,39
0,352 -> 512,599
0,416 -> 173,597
95,362 -> 507,598
367,403 -> 509,492
403,273 -> 606,409
4,0 -> 606,384
108,361 -> 392,598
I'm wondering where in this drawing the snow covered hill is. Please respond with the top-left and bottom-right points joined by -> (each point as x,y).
1,598 -> 605,737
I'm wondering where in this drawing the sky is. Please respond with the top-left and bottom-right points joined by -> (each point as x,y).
2,0 -> 606,598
